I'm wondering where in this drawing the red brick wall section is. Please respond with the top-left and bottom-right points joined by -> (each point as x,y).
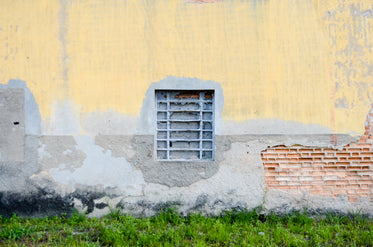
261,105 -> 373,203
261,144 -> 373,202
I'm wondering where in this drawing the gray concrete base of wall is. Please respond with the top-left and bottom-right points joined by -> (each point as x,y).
1,133 -> 372,218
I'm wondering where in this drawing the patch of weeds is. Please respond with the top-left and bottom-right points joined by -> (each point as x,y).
325,211 -> 348,225
69,212 -> 87,226
221,206 -> 262,225
108,205 -> 121,220
154,206 -> 183,225
0,209 -> 372,246
348,210 -> 369,225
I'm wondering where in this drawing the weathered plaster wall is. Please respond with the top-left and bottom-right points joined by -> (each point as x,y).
1,0 -> 372,135
0,0 -> 372,217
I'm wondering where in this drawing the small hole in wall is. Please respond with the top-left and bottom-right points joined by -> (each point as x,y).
13,122 -> 19,125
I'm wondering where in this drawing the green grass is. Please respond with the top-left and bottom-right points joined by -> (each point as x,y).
0,208 -> 372,246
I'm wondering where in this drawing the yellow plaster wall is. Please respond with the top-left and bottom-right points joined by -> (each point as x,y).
1,0 -> 372,134
0,0 -> 64,118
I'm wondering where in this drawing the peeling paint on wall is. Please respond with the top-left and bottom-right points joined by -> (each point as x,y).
0,0 -> 373,217
315,0 -> 373,133
50,136 -> 145,195
1,0 -> 372,134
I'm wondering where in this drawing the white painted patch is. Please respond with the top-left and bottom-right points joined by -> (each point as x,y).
63,149 -> 72,155
51,136 -> 145,196
81,111 -> 138,135
42,100 -> 81,135
73,198 -> 87,214
37,143 -> 52,158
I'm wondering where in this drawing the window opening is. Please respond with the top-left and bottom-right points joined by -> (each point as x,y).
156,90 -> 214,161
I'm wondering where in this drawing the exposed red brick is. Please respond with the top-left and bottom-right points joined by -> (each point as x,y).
262,153 -> 278,158
345,184 -> 360,189
359,180 -> 373,184
336,162 -> 350,166
324,166 -> 339,170
347,148 -> 363,153
287,153 -> 301,158
262,107 -> 373,202
333,189 -> 347,194
336,153 -> 350,157
299,158 -> 313,162
311,153 -> 324,157
347,157 -> 362,161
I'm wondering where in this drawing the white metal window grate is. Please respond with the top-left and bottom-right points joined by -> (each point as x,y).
156,90 -> 214,161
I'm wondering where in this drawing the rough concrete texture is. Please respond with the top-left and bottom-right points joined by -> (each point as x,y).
0,136 -> 38,192
30,133 -> 265,217
10,132 -> 367,218
0,88 -> 25,162
0,132 -> 371,217
129,135 -> 228,187
0,134 -> 77,218
95,135 -> 135,158
264,190 -> 373,216
0,79 -> 41,135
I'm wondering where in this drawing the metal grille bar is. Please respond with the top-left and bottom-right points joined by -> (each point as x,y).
156,90 -> 214,161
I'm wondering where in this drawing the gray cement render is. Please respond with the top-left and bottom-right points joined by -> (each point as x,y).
0,132 -> 372,217
0,79 -> 41,135
31,133 -> 373,218
0,79 -> 42,161
0,88 -> 25,161
0,136 -> 39,192
127,135 -> 229,187
38,136 -> 86,171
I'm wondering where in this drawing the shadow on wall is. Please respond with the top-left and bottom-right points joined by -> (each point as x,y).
261,104 -> 373,203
